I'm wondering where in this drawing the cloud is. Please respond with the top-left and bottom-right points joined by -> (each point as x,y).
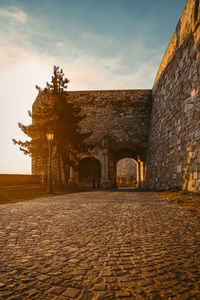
0,3 -> 167,174
81,31 -> 113,47
0,7 -> 27,23
0,4 -> 163,90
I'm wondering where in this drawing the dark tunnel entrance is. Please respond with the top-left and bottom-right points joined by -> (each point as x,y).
79,157 -> 101,188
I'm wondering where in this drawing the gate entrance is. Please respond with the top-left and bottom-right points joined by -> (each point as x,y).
79,157 -> 101,188
33,89 -> 152,189
110,144 -> 146,189
117,158 -> 137,187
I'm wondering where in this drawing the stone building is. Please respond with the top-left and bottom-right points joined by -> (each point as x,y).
32,0 -> 200,191
33,90 -> 152,188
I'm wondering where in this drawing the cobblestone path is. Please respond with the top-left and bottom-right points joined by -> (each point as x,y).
0,191 -> 200,300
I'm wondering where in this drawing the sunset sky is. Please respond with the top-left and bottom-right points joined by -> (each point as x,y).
0,0 -> 187,174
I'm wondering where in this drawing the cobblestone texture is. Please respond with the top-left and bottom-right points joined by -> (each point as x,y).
0,191 -> 200,299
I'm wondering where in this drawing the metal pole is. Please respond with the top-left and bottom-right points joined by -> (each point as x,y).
47,140 -> 53,193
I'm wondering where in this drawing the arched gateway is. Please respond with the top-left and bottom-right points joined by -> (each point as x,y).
78,157 -> 101,188
32,89 -> 152,188
116,158 -> 137,187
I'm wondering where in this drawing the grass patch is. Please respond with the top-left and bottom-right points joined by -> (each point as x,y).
156,189 -> 200,216
0,184 -> 69,205
0,184 -> 95,205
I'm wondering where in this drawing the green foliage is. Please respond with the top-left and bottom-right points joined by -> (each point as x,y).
13,66 -> 91,179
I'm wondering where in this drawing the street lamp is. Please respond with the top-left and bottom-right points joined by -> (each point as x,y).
46,130 -> 54,193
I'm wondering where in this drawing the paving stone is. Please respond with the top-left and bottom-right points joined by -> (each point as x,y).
47,286 -> 66,295
0,191 -> 200,299
105,277 -> 117,283
79,290 -> 94,300
36,274 -> 49,281
117,290 -> 132,297
101,270 -> 113,277
73,269 -> 87,276
63,287 -> 81,298
93,283 -> 107,291
110,283 -> 121,291
97,291 -> 116,299
25,289 -> 38,297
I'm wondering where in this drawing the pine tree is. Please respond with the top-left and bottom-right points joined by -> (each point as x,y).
13,66 -> 91,187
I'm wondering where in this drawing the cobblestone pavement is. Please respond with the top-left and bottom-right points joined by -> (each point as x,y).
0,191 -> 200,300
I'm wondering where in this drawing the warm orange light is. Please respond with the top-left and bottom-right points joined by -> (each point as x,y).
46,131 -> 54,141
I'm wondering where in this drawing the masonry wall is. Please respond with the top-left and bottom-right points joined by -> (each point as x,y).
32,89 -> 152,178
147,0 -> 200,191
0,174 -> 41,186
33,89 -> 151,147
66,90 -> 152,152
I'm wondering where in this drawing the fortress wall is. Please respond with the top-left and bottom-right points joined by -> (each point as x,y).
147,0 -> 200,191
34,90 -> 152,149
32,89 -> 152,179
66,90 -> 152,151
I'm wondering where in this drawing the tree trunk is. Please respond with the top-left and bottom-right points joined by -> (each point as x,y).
57,155 -> 62,186
61,155 -> 69,190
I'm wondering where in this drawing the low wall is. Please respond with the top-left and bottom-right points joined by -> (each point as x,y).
0,174 -> 41,186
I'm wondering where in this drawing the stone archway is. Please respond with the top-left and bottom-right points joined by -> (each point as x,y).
33,90 -> 151,189
109,144 -> 147,189
116,158 -> 137,187
78,157 -> 101,188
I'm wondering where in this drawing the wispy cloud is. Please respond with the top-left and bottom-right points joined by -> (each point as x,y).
0,7 -> 27,23
0,1 -> 170,174
0,3 -> 163,90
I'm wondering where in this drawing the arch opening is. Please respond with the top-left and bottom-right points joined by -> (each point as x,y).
112,145 -> 146,189
116,158 -> 137,188
79,157 -> 101,188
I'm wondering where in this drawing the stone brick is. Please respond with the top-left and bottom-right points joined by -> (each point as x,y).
32,0 -> 200,192
63,288 -> 81,298
146,0 -> 200,192
33,89 -> 152,188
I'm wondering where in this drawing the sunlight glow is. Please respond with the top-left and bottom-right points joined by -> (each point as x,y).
0,61 -> 52,174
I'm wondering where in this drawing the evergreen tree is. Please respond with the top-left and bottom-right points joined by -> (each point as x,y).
13,66 -> 91,187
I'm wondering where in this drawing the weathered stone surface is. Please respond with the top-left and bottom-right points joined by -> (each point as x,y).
33,89 -> 152,149
33,90 -> 152,188
63,287 -> 81,298
0,191 -> 200,299
147,0 -> 200,191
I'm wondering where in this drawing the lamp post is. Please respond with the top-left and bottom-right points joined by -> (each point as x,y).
46,130 -> 54,193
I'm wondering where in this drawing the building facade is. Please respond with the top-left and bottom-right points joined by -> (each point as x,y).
32,0 -> 200,191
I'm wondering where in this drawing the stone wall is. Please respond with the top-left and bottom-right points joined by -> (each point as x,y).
33,89 -> 151,149
66,90 -> 152,151
147,0 -> 200,191
32,89 -> 152,187
0,174 -> 41,186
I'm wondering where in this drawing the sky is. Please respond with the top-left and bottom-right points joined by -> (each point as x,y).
0,0 -> 187,174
